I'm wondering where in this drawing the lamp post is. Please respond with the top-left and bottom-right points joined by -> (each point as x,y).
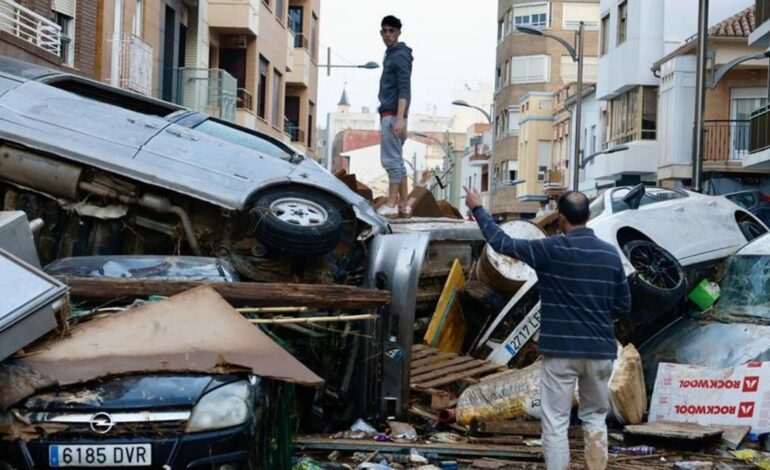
322,47 -> 380,76
452,100 -> 496,213
517,22 -> 585,191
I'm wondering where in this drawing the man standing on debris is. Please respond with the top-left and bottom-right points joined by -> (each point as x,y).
377,15 -> 414,219
465,188 -> 631,470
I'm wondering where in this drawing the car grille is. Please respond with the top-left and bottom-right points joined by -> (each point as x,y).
20,410 -> 190,437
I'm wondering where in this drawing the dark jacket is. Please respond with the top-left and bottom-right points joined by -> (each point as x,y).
472,206 -> 631,360
378,42 -> 413,115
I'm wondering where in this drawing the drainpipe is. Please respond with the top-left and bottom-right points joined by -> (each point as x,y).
692,0 -> 708,192
110,0 -> 123,86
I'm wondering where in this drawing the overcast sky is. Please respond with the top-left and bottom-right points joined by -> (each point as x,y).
317,0 -> 497,126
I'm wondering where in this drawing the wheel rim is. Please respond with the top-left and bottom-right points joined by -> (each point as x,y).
269,197 -> 328,227
627,244 -> 682,290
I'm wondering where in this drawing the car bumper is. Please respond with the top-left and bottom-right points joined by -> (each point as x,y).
0,423 -> 255,469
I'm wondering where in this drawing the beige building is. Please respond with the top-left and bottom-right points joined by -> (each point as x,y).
515,92 -> 556,204
95,0 -> 319,158
493,0 -> 599,219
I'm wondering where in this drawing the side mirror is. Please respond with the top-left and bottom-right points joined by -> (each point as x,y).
623,184 -> 646,210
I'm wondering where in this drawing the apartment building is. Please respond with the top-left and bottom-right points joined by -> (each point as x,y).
515,92 -> 555,207
744,0 -> 770,181
652,5 -> 769,193
95,0 -> 320,158
493,0 -> 600,220
595,0 -> 752,188
0,0 -> 96,76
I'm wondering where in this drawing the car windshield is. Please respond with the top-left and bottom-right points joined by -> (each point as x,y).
610,188 -> 686,214
192,119 -> 294,161
589,196 -> 605,220
714,255 -> 770,322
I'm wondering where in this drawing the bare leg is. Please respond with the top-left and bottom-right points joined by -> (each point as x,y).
399,178 -> 409,208
388,183 -> 400,207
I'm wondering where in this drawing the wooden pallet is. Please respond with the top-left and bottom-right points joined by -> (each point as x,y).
410,345 -> 508,394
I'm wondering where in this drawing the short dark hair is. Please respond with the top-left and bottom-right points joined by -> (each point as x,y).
557,191 -> 590,225
381,15 -> 402,30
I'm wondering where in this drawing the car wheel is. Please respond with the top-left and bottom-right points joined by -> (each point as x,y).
622,240 -> 687,324
251,186 -> 344,255
738,219 -> 766,242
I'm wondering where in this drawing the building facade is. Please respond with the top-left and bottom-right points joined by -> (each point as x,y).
93,0 -> 320,158
493,0 -> 600,219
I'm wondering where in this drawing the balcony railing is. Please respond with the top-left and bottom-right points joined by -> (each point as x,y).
237,88 -> 253,111
750,104 -> 770,154
0,0 -> 60,56
293,33 -> 308,49
176,68 -> 237,122
757,0 -> 770,26
703,120 -> 750,161
286,125 -> 305,143
118,34 -> 152,95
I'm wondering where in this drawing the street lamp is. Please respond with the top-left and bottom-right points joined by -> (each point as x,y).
452,100 -> 496,212
322,47 -> 379,76
517,23 -> 585,191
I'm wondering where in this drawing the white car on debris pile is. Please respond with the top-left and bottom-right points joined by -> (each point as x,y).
587,184 -> 768,326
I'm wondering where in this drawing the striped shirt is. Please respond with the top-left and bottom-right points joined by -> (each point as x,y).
472,207 -> 631,359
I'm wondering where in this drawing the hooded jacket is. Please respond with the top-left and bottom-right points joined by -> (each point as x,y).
378,42 -> 413,115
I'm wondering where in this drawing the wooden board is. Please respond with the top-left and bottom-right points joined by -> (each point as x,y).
423,259 -> 467,353
410,345 -> 508,394
624,421 -> 723,441
58,277 -> 390,309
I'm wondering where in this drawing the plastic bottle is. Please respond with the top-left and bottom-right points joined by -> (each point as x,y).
611,445 -> 657,455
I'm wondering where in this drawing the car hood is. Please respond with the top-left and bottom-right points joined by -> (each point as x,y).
19,374 -> 241,412
640,315 -> 770,388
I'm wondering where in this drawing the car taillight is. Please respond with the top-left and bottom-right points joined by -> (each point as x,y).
760,193 -> 770,203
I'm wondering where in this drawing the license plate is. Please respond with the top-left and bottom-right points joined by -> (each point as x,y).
49,444 -> 151,467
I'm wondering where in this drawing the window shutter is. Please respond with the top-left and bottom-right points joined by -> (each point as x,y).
563,3 -> 600,29
52,0 -> 76,18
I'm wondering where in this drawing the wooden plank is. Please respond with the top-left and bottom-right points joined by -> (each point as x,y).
412,359 -> 487,384
423,259 -> 467,353
411,355 -> 476,376
624,422 -> 723,441
411,352 -> 456,369
58,277 -> 391,309
293,436 -> 543,460
415,363 -> 503,389
412,344 -> 428,353
471,420 -> 542,436
411,348 -> 436,361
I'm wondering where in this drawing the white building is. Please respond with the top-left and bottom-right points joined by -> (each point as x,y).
340,138 -> 429,197
324,89 -> 379,168
451,81 -> 494,133
596,0 -> 752,186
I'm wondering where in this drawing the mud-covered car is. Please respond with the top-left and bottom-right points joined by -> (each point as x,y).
640,233 -> 770,388
0,57 -> 387,279
588,184 -> 767,327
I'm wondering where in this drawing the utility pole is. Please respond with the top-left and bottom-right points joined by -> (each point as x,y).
692,0 -> 709,192
572,21 -> 585,191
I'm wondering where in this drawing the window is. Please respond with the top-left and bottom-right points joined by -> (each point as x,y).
54,12 -> 74,66
606,86 -> 657,147
590,125 -> 597,156
496,66 -> 502,90
562,3 -> 600,30
560,56 -> 598,83
133,0 -> 143,36
275,0 -> 284,21
192,119 -> 292,160
257,56 -> 268,119
308,101 -> 315,148
310,14 -> 318,60
513,3 -> 549,28
510,55 -> 549,84
505,7 -> 513,34
271,69 -> 282,127
600,14 -> 610,55
537,140 -> 550,181
498,18 -> 504,40
507,106 -> 520,134
617,1 -> 627,45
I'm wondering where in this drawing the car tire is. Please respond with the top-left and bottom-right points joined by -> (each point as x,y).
251,186 -> 344,255
738,219 -> 766,242
622,240 -> 688,325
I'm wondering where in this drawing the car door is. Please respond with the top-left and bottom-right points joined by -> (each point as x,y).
135,123 -> 295,210
0,81 -> 165,167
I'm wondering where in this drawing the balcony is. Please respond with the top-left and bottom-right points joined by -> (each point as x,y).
285,122 -> 305,143
286,31 -> 294,72
703,120 -> 750,162
237,88 -> 253,111
757,0 -> 770,26
117,34 -> 152,95
176,68 -> 237,122
287,46 -> 311,87
744,104 -> 770,170
0,0 -> 60,56
207,0 -> 259,36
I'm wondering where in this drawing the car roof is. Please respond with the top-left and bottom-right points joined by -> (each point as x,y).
736,233 -> 770,256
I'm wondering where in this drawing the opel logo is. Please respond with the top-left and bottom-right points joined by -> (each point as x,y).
89,412 -> 115,434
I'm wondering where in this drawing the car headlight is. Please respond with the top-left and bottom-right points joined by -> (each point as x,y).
186,380 -> 252,433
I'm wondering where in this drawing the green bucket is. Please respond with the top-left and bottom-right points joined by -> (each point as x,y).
688,278 -> 721,310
